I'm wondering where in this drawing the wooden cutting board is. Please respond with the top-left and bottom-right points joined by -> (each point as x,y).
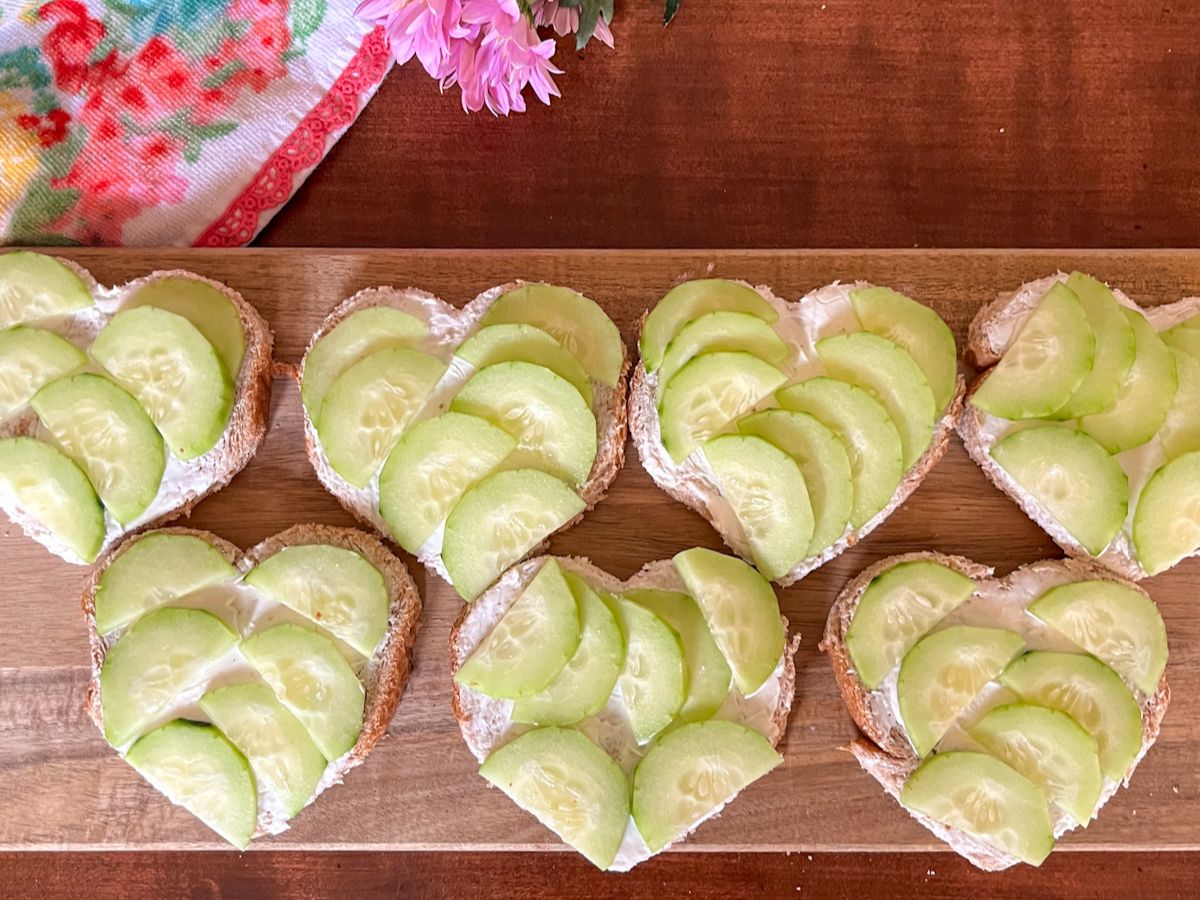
2,249 -> 1197,853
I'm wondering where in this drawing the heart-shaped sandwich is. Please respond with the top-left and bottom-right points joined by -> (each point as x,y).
0,252 -> 272,564
298,281 -> 628,601
451,548 -> 798,871
822,552 -> 1169,869
83,525 -> 421,848
959,272 -> 1200,579
630,279 -> 963,584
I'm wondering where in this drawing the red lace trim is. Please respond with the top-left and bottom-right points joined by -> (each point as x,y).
193,27 -> 391,247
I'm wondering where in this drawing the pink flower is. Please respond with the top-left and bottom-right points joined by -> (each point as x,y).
456,0 -> 560,115
533,0 -> 613,47
359,0 -> 562,115
38,0 -> 106,93
54,124 -> 188,244
356,0 -> 475,83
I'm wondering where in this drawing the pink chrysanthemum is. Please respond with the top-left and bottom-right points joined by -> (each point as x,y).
355,0 -> 475,82
456,0 -> 561,115
357,0 -> 572,115
532,0 -> 613,48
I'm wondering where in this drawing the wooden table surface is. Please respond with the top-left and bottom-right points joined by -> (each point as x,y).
7,0 -> 1200,895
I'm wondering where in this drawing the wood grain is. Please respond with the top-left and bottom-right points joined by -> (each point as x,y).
2,851 -> 1198,899
259,1 -> 1200,250
2,250 -> 1199,856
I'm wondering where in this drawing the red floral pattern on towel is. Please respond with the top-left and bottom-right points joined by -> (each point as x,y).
0,0 -> 388,245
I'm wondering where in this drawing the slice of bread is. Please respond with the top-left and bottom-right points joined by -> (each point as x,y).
0,259 -> 273,563
449,554 -> 798,869
820,551 -> 1170,871
959,273 -> 1200,580
81,524 -> 422,840
629,280 -> 965,586
294,282 -> 628,586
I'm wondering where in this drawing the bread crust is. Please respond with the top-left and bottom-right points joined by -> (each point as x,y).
81,524 -> 421,840
295,281 -> 629,587
0,259 -> 274,563
958,276 -> 1200,580
628,280 -> 965,585
120,269 -> 274,533
822,551 -> 1171,870
447,553 -> 799,867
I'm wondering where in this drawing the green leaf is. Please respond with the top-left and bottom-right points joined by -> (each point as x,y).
40,127 -> 85,175
202,61 -> 246,90
192,122 -> 239,140
664,0 -> 680,25
14,233 -> 82,248
291,0 -> 327,43
9,180 -> 80,240
575,0 -> 611,49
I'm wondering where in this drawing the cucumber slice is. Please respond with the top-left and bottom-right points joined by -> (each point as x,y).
1159,348 -> 1200,460
896,625 -> 1025,757
969,702 -> 1103,826
450,360 -> 597,486
241,624 -> 365,761
1028,581 -> 1167,695
317,346 -> 447,488
244,544 -> 390,657
456,324 -> 591,401
658,351 -> 786,463
1050,274 -> 1137,419
817,332 -> 937,469
657,311 -> 789,397
123,277 -> 246,377
1133,450 -> 1200,575
442,468 -> 585,601
776,377 -> 903,528
31,373 -> 166,525
990,426 -> 1127,556
125,721 -> 257,850
850,286 -> 959,413
91,306 -> 233,460
900,751 -> 1054,866
1080,308 -> 1177,453
1161,323 -> 1200,361
199,682 -> 328,818
482,284 -> 624,388
999,650 -> 1143,780
845,560 -> 977,690
608,593 -> 686,743
625,588 -> 732,726
379,412 -> 516,553
0,326 -> 86,420
0,436 -> 105,562
0,252 -> 93,328
738,409 -> 853,556
512,571 -> 624,726
301,306 -> 428,419
673,548 -> 784,695
632,720 -> 781,853
99,608 -> 238,748
972,282 -> 1095,420
94,532 -> 237,634
701,434 -> 813,580
479,727 -> 629,871
455,559 -> 581,699
641,279 -> 779,372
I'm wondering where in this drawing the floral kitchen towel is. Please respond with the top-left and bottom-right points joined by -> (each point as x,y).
0,0 -> 391,246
